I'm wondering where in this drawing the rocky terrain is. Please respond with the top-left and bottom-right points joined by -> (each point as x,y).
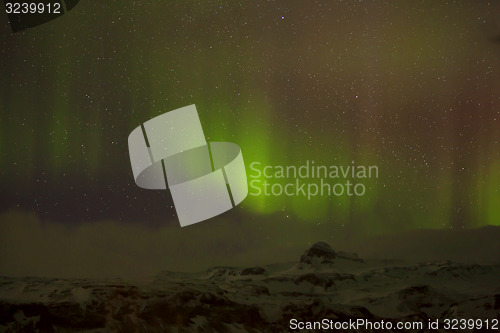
0,242 -> 499,332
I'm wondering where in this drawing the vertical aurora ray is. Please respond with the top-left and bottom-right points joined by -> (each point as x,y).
46,41 -> 75,179
477,159 -> 500,227
6,82 -> 37,184
237,96 -> 281,215
486,161 -> 500,226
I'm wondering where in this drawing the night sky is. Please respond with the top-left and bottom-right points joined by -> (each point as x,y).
0,1 -> 499,276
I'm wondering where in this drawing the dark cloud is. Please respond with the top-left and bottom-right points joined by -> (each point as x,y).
0,211 -> 318,278
1,210 -> 498,279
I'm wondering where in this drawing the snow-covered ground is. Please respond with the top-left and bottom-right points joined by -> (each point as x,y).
1,242 -> 499,332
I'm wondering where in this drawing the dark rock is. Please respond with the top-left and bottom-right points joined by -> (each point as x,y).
493,294 -> 500,310
0,301 -> 107,331
331,273 -> 356,282
240,267 -> 267,276
245,285 -> 271,296
207,266 -> 238,279
336,251 -> 365,263
282,300 -> 374,322
263,276 -> 291,283
294,273 -> 335,290
397,285 -> 432,299
300,242 -> 336,264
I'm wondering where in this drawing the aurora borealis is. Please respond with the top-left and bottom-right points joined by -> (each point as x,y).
0,0 -> 499,238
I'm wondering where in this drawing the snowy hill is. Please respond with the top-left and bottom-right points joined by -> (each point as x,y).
0,242 -> 499,332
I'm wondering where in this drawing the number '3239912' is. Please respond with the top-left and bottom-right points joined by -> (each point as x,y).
5,2 -> 61,14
